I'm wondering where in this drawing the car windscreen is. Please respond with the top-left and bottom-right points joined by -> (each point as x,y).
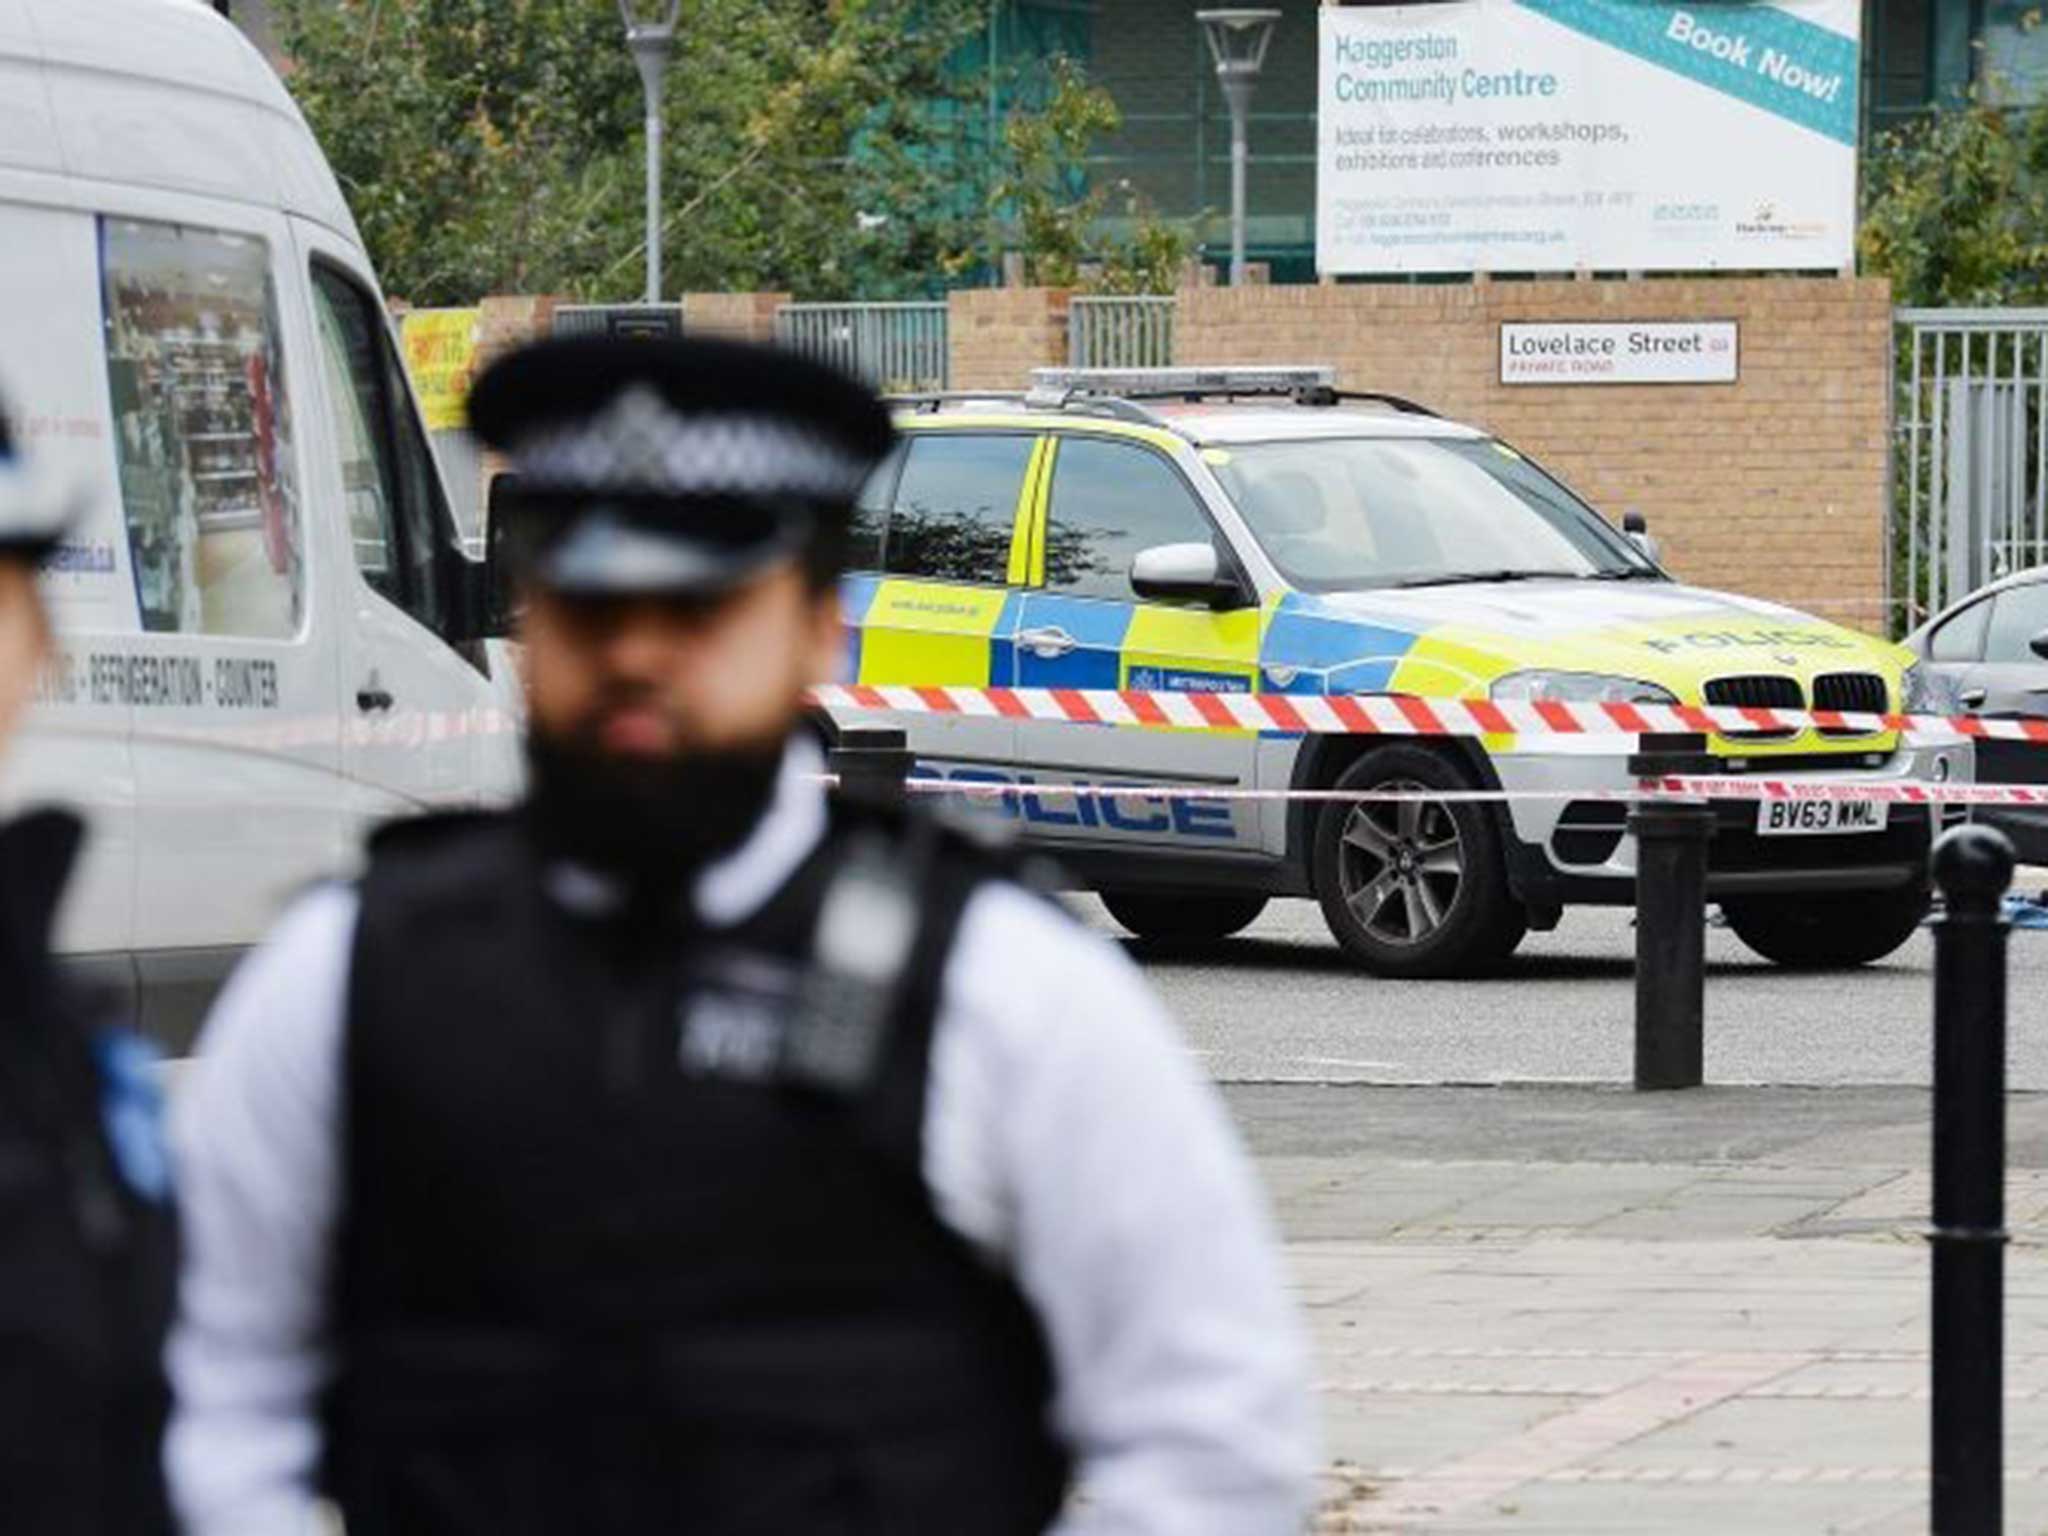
1207,436 -> 1659,591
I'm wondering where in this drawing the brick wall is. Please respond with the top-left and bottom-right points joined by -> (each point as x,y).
474,294 -> 563,371
947,287 -> 1072,391
681,291 -> 789,345
1170,277 -> 1893,633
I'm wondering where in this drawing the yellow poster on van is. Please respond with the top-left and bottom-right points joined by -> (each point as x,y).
399,308 -> 480,431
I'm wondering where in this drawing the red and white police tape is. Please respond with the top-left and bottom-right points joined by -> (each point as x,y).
807,683 -> 2044,743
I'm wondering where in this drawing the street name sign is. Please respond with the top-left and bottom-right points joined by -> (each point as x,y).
1499,320 -> 1738,385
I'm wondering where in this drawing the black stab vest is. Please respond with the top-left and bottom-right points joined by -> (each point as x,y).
0,810 -> 174,1536
324,807 -> 1070,1536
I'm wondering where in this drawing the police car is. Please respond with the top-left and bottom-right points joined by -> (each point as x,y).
831,366 -> 1964,977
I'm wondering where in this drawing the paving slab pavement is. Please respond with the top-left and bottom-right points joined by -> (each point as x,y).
1224,1085 -> 2048,1533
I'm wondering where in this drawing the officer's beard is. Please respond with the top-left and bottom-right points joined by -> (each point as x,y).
523,725 -> 784,900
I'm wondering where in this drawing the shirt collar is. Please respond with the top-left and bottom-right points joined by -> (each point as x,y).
692,735 -> 828,928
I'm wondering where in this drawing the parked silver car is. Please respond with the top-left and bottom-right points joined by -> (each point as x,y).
1907,566 -> 2048,862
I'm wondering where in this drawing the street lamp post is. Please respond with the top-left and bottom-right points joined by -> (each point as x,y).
1197,9 -> 1279,287
619,1 -> 681,304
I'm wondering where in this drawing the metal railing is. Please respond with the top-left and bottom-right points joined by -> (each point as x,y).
775,302 -> 948,392
1067,295 -> 1177,368
1894,309 -> 2048,630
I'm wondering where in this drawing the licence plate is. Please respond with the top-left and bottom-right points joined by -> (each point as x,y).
1755,799 -> 1889,836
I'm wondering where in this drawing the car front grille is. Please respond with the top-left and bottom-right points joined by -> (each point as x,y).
1811,672 -> 1889,736
1703,675 -> 1803,740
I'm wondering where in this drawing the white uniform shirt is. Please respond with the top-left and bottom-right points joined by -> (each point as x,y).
165,742 -> 1317,1534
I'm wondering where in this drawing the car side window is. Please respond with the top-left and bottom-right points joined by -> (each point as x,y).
1984,582 -> 2048,665
98,218 -> 305,637
848,444 -> 903,573
1928,599 -> 1991,663
882,434 -> 1032,585
1043,437 -> 1216,603
310,265 -> 460,636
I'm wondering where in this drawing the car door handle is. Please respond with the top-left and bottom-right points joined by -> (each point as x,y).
1961,687 -> 1988,709
355,686 -> 395,713
1017,625 -> 1077,659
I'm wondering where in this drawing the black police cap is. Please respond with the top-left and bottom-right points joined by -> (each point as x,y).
469,336 -> 896,598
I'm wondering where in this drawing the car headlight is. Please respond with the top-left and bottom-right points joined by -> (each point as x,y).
1900,661 -> 1954,715
1490,670 -> 1678,706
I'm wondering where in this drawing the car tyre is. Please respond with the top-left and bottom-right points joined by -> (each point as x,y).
1311,745 -> 1526,978
1100,891 -> 1269,941
1720,886 -> 1929,969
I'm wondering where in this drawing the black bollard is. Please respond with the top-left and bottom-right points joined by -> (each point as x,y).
1626,733 -> 1717,1091
1930,823 -> 2015,1536
827,726 -> 914,809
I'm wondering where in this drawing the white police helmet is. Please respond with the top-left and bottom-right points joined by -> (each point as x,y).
0,404 -> 70,557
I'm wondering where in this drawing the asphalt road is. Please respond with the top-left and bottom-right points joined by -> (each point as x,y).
1068,891 -> 2048,1090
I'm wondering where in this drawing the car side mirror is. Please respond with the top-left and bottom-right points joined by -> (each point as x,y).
1130,542 -> 1250,609
2030,628 -> 2048,661
1622,509 -> 1661,566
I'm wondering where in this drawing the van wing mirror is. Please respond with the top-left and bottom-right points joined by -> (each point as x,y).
1130,542 -> 1250,609
475,472 -> 524,639
2030,627 -> 2048,662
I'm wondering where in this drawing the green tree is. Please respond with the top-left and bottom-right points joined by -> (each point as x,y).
990,56 -> 1195,294
1860,81 -> 2048,304
273,0 -> 996,304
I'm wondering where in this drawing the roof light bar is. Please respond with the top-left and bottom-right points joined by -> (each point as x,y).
1030,365 -> 1335,398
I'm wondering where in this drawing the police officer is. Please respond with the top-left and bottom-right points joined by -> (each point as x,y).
166,337 -> 1314,1535
0,405 -> 176,1534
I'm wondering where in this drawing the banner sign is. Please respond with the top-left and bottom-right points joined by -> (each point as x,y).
1317,0 -> 1860,275
399,308 -> 480,432
1500,320 -> 1738,384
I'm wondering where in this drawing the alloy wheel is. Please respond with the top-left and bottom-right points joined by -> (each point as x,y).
1335,782 -> 1465,947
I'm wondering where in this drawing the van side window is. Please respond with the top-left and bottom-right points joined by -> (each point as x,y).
310,265 -> 459,635
98,218 -> 304,637
882,434 -> 1033,585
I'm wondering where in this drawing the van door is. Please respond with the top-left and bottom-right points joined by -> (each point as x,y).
844,430 -> 1036,791
0,190 -> 138,971
297,235 -> 489,828
1009,434 -> 1263,852
93,208 -> 346,1035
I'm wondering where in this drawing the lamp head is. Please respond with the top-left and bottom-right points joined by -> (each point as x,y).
617,0 -> 681,40
1196,8 -> 1280,77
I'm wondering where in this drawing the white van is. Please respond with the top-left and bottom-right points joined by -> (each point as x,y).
0,0 -> 523,1045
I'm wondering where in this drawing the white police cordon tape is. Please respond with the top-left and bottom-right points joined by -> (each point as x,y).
812,775 -> 2048,807
808,683 -> 2028,744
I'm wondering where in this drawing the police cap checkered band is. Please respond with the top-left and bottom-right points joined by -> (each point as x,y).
510,388 -> 873,503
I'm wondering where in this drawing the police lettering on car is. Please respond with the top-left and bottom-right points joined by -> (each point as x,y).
165,337 -> 1315,1535
0,400 -> 177,1535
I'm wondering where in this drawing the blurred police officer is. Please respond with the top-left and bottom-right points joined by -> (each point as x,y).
0,406 -> 175,1534
167,337 -> 1313,1536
